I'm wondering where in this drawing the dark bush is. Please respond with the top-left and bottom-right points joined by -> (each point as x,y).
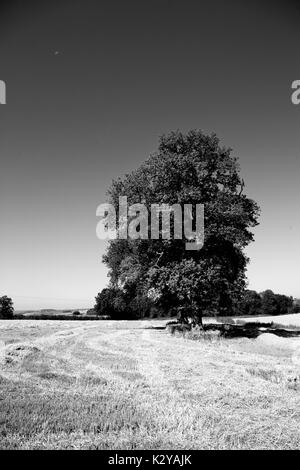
0,296 -> 14,319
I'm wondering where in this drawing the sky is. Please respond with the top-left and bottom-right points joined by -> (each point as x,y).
0,0 -> 299,310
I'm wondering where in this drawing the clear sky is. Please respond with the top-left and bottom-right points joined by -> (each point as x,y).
0,0 -> 299,310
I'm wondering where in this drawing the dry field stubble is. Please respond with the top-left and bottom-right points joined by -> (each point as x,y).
0,318 -> 300,449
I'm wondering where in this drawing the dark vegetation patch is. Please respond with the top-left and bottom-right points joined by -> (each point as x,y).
79,373 -> 108,387
114,371 -> 144,382
167,322 -> 300,339
38,372 -> 76,385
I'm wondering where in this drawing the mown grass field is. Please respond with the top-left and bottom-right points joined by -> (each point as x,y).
1,318 -> 300,449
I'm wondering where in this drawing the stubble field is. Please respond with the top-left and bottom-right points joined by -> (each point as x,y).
1,318 -> 300,449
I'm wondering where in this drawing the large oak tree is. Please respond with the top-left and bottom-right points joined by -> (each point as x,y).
102,130 -> 260,324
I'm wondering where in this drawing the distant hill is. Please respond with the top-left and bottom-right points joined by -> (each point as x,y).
14,309 -> 89,317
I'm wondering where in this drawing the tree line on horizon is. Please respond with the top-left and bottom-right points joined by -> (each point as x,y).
1,289 -> 299,320
93,287 -> 300,320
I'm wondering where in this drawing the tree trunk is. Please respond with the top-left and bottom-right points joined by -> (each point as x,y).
195,315 -> 204,329
192,305 -> 203,329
